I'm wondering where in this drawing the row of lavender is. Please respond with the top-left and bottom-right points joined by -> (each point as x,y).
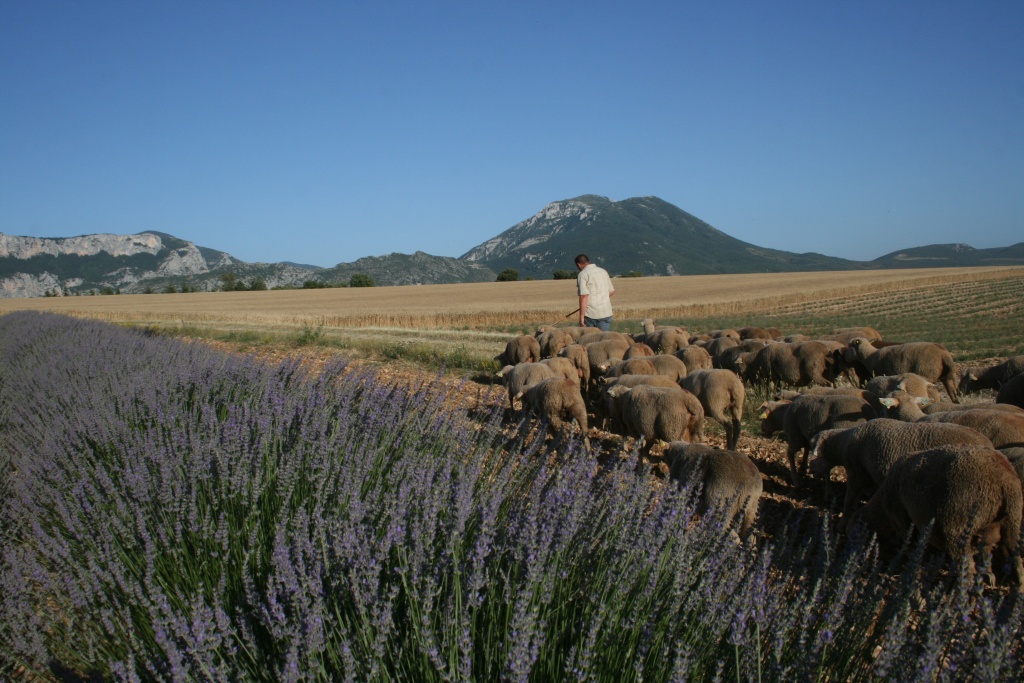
0,311 -> 1020,681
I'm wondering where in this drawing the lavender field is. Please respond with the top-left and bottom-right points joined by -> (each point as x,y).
1,311 -> 1021,681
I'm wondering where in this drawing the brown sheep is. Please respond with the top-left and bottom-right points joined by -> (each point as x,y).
845,338 -> 960,403
536,329 -> 574,359
809,419 -> 994,528
606,384 -> 705,454
782,393 -> 878,485
678,369 -> 746,450
495,334 -> 541,367
714,339 -> 772,373
623,342 -> 656,359
922,401 -> 1024,416
737,326 -> 781,341
743,341 -> 842,389
497,362 -> 556,410
865,373 -> 942,403
853,444 -> 1023,588
997,373 -> 1024,410
643,327 -> 692,354
703,336 -> 739,359
758,400 -> 792,439
581,338 -> 633,382
918,408 -> 1024,449
675,345 -> 714,372
663,442 -> 762,540
557,344 -> 591,390
598,374 -> 682,431
576,330 -> 635,347
999,447 -> 1024,486
960,355 -> 1024,394
539,356 -> 582,386
519,377 -> 590,445
775,386 -> 884,414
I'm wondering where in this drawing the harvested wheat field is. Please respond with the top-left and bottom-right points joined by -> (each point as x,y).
1,266 -> 1019,329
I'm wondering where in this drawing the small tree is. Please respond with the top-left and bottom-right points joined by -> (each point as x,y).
163,283 -> 178,294
552,269 -> 575,280
349,273 -> 376,288
220,272 -> 239,291
248,277 -> 267,291
496,268 -> 519,282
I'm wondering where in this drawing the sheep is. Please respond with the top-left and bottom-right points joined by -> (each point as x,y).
663,442 -> 762,541
832,326 -> 883,341
497,362 -> 556,410
808,419 -> 994,528
742,341 -> 842,389
852,444 -> 1023,588
606,384 -> 705,455
536,329 -> 574,359
922,401 -> 1024,416
918,408 -> 1024,449
758,400 -> 792,439
999,447 -> 1024,486
495,334 -> 541,367
623,342 -> 655,359
603,354 -> 688,382
576,330 -> 635,347
702,336 -> 739,359
539,356 -> 582,386
557,344 -> 591,390
782,393 -> 878,485
864,373 -> 943,403
738,326 -> 782,341
678,369 -> 746,450
519,377 -> 590,444
960,355 -> 1024,394
643,327 -> 692,354
709,329 -> 741,341
674,345 -> 714,372
997,373 -> 1024,410
845,338 -> 960,403
775,386 -> 884,414
640,318 -> 688,335
876,390 -> 932,421
598,374 -> 683,431
714,339 -> 772,372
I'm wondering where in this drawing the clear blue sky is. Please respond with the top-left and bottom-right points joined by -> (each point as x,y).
2,1 -> 1022,267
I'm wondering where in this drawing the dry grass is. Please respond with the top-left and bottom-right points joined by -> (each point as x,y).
1,266 -> 1020,330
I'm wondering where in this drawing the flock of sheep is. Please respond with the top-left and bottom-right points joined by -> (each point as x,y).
493,320 -> 1024,588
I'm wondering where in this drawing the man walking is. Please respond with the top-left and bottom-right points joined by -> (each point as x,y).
575,254 -> 614,331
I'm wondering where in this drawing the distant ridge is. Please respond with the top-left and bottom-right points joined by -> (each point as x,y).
1,196 -> 1021,297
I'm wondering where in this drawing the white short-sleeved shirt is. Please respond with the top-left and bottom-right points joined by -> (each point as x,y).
577,263 -> 614,318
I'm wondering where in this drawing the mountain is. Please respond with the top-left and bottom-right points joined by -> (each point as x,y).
0,231 -> 320,297
315,251 -> 496,286
2,196 -> 1021,297
461,195 -> 858,279
870,242 -> 1024,268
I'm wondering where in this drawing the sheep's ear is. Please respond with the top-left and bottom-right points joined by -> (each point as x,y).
915,396 -> 931,406
879,397 -> 899,409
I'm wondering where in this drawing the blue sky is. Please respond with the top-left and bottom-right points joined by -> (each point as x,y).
2,1 -> 1022,267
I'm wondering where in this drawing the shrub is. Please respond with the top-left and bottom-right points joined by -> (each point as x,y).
552,269 -> 575,280
1,312 -> 1021,681
349,273 -> 376,287
496,268 -> 519,282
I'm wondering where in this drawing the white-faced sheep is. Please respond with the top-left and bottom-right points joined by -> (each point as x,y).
918,408 -> 1024,449
606,384 -> 705,455
497,362 -> 556,410
864,373 -> 943,403
845,338 -> 960,403
743,341 -> 842,389
808,419 -> 994,528
997,373 -> 1024,410
876,390 -> 932,421
675,345 -> 714,372
782,393 -> 878,485
852,444 -> 1023,588
519,377 -> 590,445
663,442 -> 762,541
678,369 -> 746,450
960,355 -> 1024,394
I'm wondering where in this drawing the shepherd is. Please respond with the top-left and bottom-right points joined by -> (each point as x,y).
575,253 -> 614,331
